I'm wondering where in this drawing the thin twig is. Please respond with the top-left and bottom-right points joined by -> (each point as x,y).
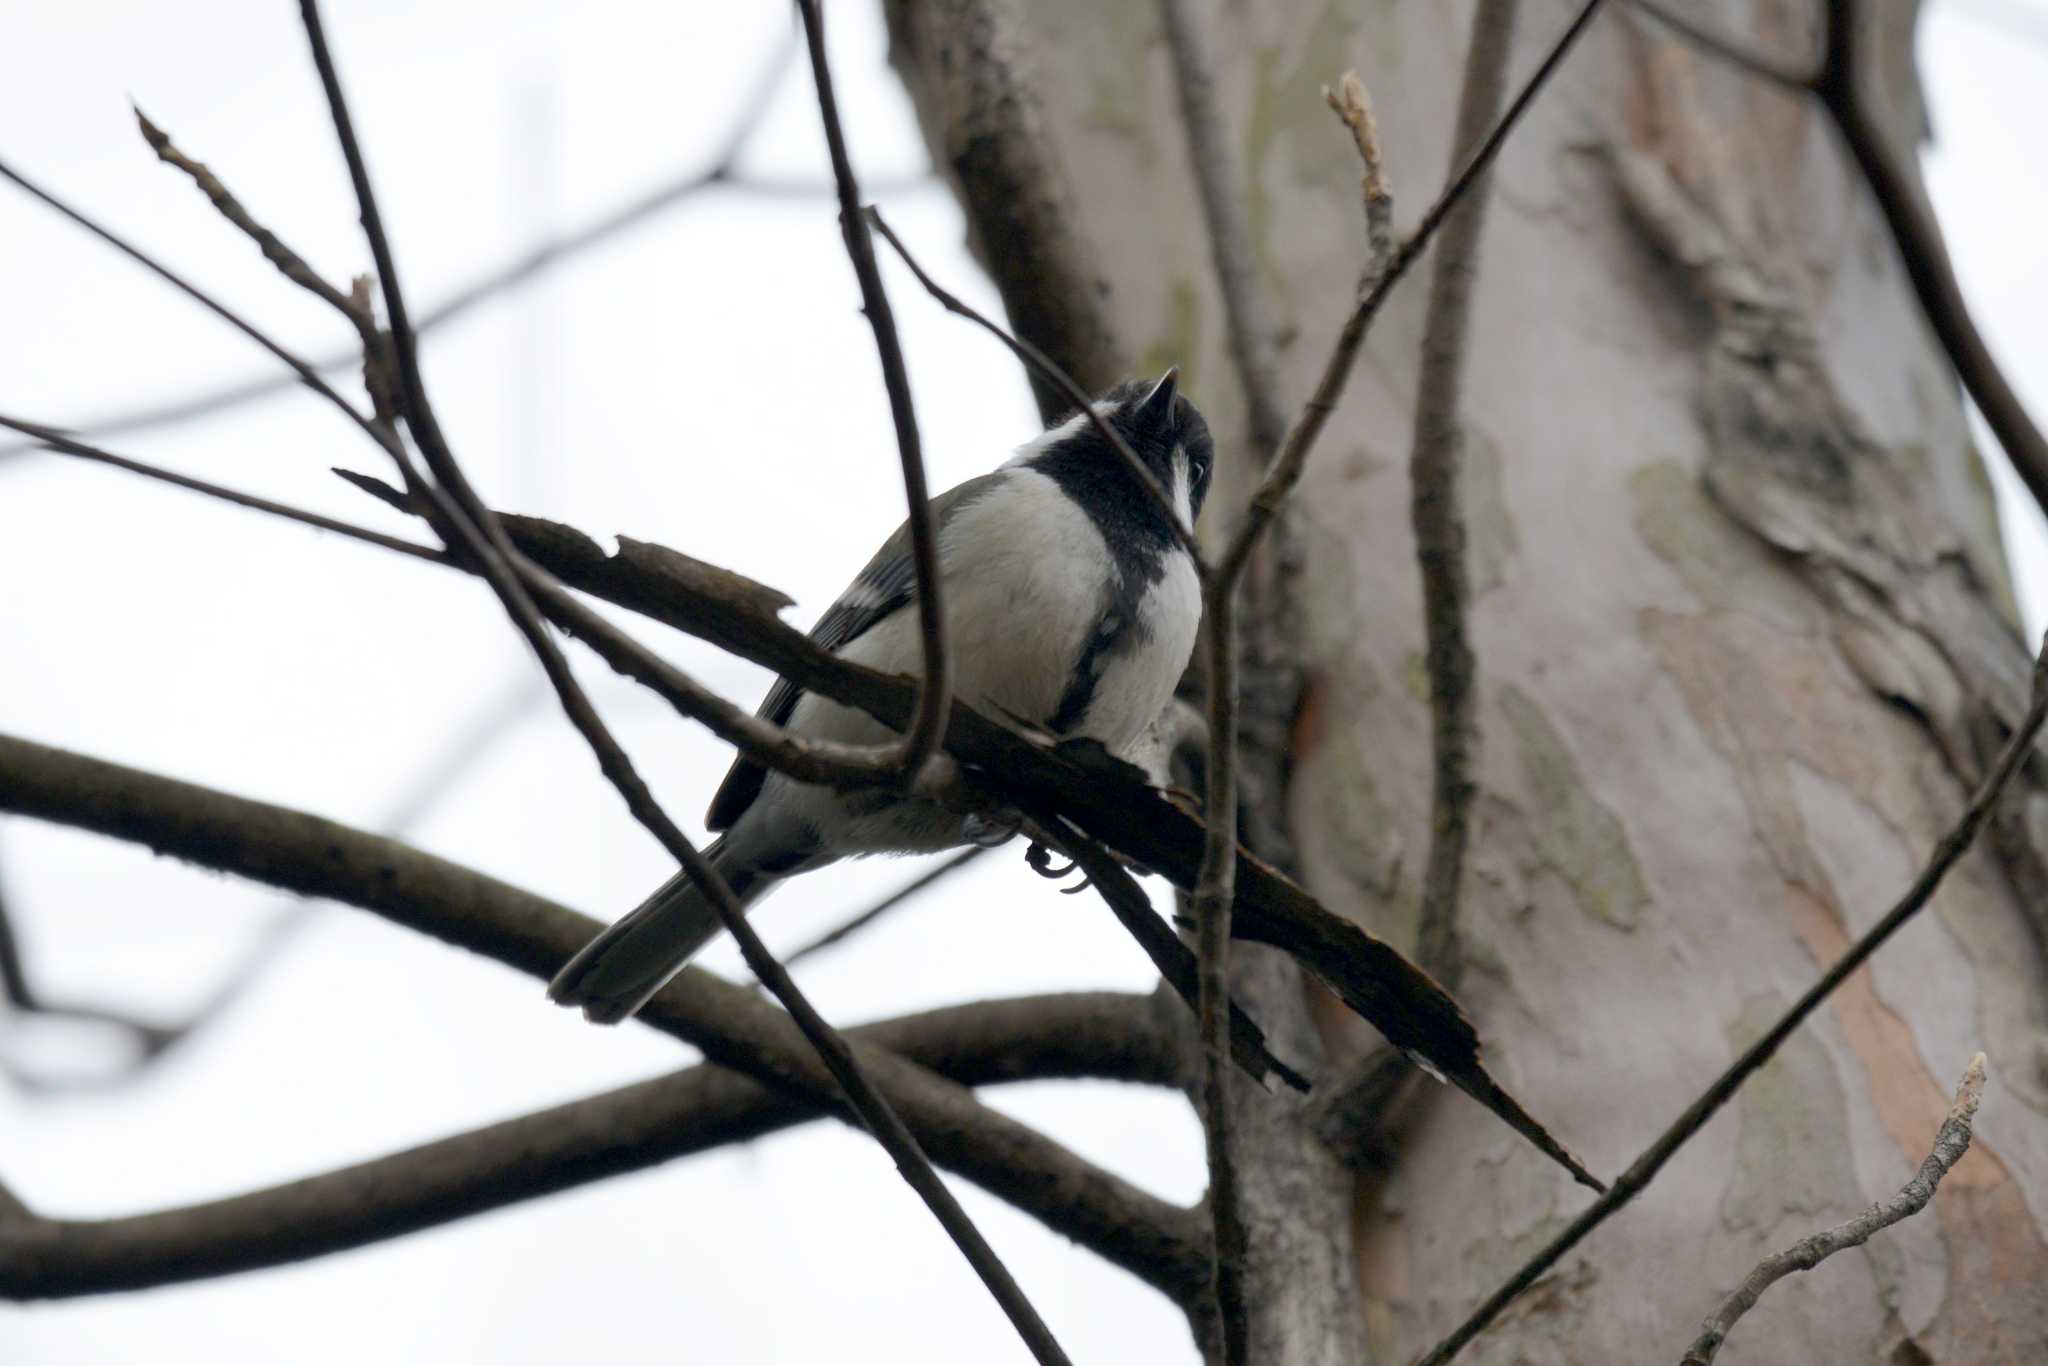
1216,0 -> 1607,590
26,417 -> 907,793
0,31 -> 812,462
133,105 -> 373,339
1678,1054 -> 1987,1365
2,417 -> 444,564
1325,72 -> 1394,276
1158,0 -> 1289,460
0,163 -> 930,465
1409,0 -> 1521,985
797,0 -> 952,791
0,836 -> 181,1091
1039,812 -> 1312,1094
777,847 -> 988,971
1414,635 -> 2048,1366
865,208 -> 1203,564
0,155 -> 403,463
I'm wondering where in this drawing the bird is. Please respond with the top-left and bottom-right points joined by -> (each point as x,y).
548,369 -> 1214,1023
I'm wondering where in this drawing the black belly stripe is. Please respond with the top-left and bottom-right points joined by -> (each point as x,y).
1049,606 -> 1135,734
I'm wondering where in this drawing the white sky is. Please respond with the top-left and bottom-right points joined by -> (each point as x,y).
1,3 -> 2045,1364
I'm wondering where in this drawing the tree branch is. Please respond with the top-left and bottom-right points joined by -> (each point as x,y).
0,155 -> 401,462
1410,0 -> 1521,986
796,0 -> 952,792
1679,1054 -> 1988,1365
1415,637 -> 2048,1366
1157,0 -> 1290,461
0,417 -> 443,564
0,731 -> 1211,1305
1029,811 -> 1310,1095
0,992 -> 1178,1298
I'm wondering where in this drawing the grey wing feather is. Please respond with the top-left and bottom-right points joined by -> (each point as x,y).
704,473 -> 1008,830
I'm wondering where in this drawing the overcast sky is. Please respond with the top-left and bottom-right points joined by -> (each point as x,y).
3,3 -> 2046,1363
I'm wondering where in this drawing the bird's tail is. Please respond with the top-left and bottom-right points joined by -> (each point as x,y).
548,834 -> 778,1023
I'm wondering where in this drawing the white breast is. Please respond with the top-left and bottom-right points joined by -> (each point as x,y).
785,468 -> 1112,747
1082,548 -> 1201,755
937,468 -> 1116,726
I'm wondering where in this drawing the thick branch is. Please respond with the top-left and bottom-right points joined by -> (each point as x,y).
0,732 -> 1210,1305
1680,1054 -> 1988,1365
0,992 -> 1176,1298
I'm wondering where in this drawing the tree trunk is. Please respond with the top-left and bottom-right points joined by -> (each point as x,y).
890,0 -> 2048,1360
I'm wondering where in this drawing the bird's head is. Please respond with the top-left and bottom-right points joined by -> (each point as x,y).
1016,369 -> 1215,533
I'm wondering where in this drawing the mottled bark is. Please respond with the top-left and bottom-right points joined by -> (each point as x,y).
891,0 -> 2048,1360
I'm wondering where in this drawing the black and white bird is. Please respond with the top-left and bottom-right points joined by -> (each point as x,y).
549,370 -> 1214,1023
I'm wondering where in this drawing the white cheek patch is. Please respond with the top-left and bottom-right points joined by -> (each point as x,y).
1170,446 -> 1194,531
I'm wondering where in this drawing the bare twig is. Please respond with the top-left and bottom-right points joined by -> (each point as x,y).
865,208 -> 1202,563
0,991 -> 1180,1297
296,5 -> 1055,1358
0,31 -> 813,462
1157,0 -> 1289,460
133,105 -> 373,340
1415,636 -> 2048,1366
1038,812 -> 1311,1094
1410,0 -> 1522,985
21,417 -> 902,795
1,417 -> 443,564
0,838 -> 182,1090
1678,1054 -> 1987,1364
1216,0 -> 1607,591
0,156 -> 402,463
798,0 -> 951,791
777,847 -> 988,971
0,733 -> 1210,1303
1325,72 -> 1394,276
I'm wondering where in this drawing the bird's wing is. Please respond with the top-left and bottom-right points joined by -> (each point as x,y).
704,472 -> 1009,831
